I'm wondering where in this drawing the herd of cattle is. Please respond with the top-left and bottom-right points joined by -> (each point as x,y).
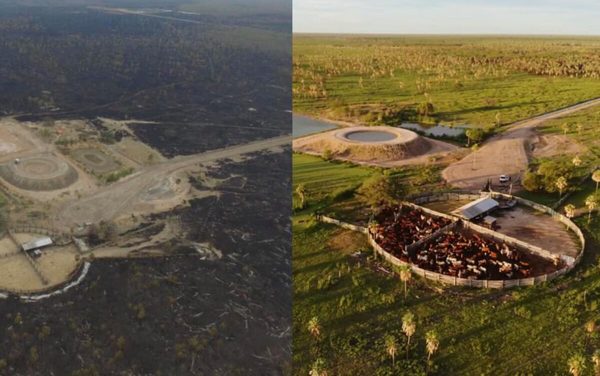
370,206 -> 536,280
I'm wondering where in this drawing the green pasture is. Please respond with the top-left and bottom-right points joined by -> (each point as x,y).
294,35 -> 600,128
293,152 -> 600,375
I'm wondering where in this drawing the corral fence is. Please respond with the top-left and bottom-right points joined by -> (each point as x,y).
317,215 -> 368,234
317,190 -> 585,289
0,259 -> 86,297
9,224 -> 72,246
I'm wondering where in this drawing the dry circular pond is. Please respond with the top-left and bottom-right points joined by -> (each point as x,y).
0,154 -> 78,191
71,148 -> 119,174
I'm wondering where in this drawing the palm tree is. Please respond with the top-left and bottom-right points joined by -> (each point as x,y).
309,358 -> 328,376
402,312 -> 416,359
585,320 -> 597,348
296,184 -> 307,209
592,350 -> 600,376
425,330 -> 440,362
465,128 -> 483,146
564,204 -> 576,220
556,176 -> 568,199
561,122 -> 571,136
572,155 -> 582,167
399,265 -> 412,299
568,353 -> 586,376
593,170 -> 600,192
307,316 -> 321,339
586,195 -> 598,223
385,335 -> 398,366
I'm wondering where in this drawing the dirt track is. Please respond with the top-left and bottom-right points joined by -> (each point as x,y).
56,135 -> 290,227
443,97 -> 600,190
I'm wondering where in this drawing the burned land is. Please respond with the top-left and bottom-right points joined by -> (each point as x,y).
0,2 -> 291,375
0,150 -> 291,376
1,5 -> 291,142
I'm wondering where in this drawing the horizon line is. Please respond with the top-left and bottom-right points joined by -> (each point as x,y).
293,32 -> 600,38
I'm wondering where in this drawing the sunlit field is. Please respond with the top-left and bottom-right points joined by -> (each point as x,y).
294,35 -> 600,127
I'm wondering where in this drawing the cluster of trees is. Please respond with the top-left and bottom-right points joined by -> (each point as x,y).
293,166 -> 440,213
306,303 -> 440,375
356,172 -> 407,209
522,158 -> 582,195
465,127 -> 493,146
563,170 -> 600,223
567,343 -> 600,376
294,38 -> 600,102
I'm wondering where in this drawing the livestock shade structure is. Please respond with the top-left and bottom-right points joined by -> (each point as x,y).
483,215 -> 497,228
21,237 -> 53,252
452,197 -> 499,220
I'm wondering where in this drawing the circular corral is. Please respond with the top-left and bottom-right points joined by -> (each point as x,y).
363,192 -> 584,288
293,125 -> 457,165
0,231 -> 82,294
0,154 -> 78,191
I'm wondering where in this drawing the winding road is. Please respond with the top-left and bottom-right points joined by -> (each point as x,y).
443,97 -> 600,190
56,135 -> 290,227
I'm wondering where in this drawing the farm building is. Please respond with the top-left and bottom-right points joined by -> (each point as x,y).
452,196 -> 499,221
21,236 -> 53,252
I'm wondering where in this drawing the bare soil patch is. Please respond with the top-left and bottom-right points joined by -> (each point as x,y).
36,245 -> 80,286
109,137 -> 166,166
0,119 -> 37,160
531,134 -> 586,158
0,254 -> 43,291
0,237 -> 19,256
328,229 -> 368,255
443,98 -> 600,190
493,206 -> 580,258
423,200 -> 580,258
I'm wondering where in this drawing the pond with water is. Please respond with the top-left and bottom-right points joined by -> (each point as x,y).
400,123 -> 467,137
344,130 -> 397,142
293,114 -> 468,139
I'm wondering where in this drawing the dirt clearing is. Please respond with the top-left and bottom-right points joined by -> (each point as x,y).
443,97 -> 600,190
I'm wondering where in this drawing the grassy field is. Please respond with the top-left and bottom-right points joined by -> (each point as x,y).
293,152 -> 600,375
293,35 -> 600,375
294,35 -> 600,128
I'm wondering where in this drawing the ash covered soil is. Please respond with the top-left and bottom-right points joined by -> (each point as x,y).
0,2 -> 292,375
0,151 -> 291,376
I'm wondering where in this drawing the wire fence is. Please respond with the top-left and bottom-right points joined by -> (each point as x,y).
317,191 -> 585,289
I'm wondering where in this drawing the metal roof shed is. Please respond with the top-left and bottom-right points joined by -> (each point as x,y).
21,237 -> 53,252
452,197 -> 499,220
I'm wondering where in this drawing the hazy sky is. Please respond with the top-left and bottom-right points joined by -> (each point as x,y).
294,0 -> 600,35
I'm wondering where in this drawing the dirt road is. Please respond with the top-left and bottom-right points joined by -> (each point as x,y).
56,135 -> 290,227
443,97 -> 600,190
